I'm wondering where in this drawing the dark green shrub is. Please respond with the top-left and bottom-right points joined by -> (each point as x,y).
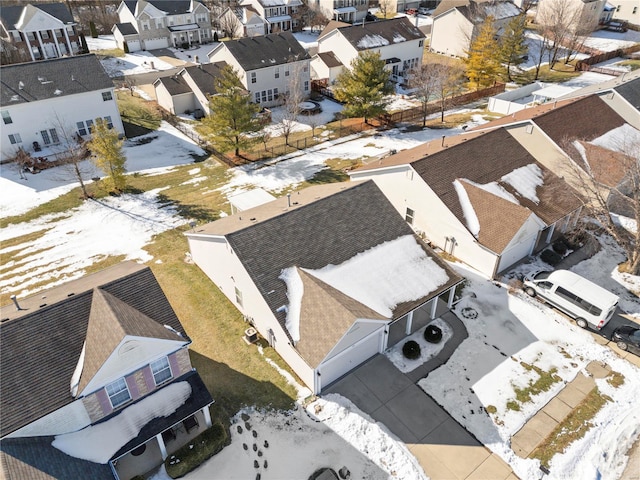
165,422 -> 229,478
552,240 -> 568,255
540,249 -> 562,266
213,31 -> 219,42
424,325 -> 443,343
89,21 -> 98,38
402,340 -> 421,360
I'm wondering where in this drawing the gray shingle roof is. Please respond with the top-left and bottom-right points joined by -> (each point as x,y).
155,74 -> 192,95
0,263 -> 188,438
182,62 -> 226,97
0,3 -> 74,30
316,51 -> 343,68
336,17 -> 425,51
114,22 -> 138,36
614,77 -> 640,111
217,32 -> 309,71
221,181 -> 458,344
456,0 -> 521,24
146,0 -> 204,15
0,55 -> 113,106
410,128 -> 582,227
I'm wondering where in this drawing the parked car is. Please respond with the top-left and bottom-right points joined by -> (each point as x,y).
612,326 -> 640,355
523,269 -> 619,330
365,11 -> 378,21
405,8 -> 418,15
418,7 -> 430,15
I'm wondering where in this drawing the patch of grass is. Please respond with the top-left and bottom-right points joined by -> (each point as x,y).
508,364 -> 562,409
117,90 -> 161,131
93,48 -> 125,58
0,189 -> 90,229
530,387 -> 610,468
165,421 -> 229,478
617,59 -> 640,71
514,63 -> 581,85
607,371 -> 625,388
486,405 -> 497,414
0,229 -> 53,250
506,400 -> 521,412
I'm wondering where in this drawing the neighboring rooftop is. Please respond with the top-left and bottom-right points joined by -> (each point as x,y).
122,0 -> 204,16
0,55 -> 113,105
456,0 -> 521,23
113,22 -> 138,36
0,3 -> 74,30
316,51 -> 343,68
332,17 -> 425,50
179,61 -> 227,96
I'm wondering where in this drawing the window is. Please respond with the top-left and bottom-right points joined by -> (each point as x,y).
284,66 -> 290,76
27,32 -> 36,41
143,23 -> 150,31
85,119 -> 94,133
2,111 -> 12,125
261,91 -> 267,102
49,128 -> 59,144
275,67 -> 280,78
40,130 -> 51,145
55,29 -> 63,38
42,31 -> 50,40
419,40 -> 424,47
555,287 -> 602,316
255,92 -> 261,103
267,89 -> 273,102
9,133 -> 22,145
303,64 -> 308,72
104,116 -> 113,129
405,207 -> 414,225
77,122 -> 87,136
12,31 -> 21,41
106,378 -> 131,408
235,287 -> 243,307
102,91 -> 113,101
151,357 -> 172,385
304,80 -> 309,91
250,72 -> 256,84
273,87 -> 278,98
633,6 -> 638,14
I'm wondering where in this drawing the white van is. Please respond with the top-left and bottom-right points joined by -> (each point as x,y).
523,269 -> 619,330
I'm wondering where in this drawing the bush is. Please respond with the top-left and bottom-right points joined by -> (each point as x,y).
552,240 -> 568,255
540,249 -> 562,266
565,230 -> 588,250
402,340 -> 421,360
424,324 -> 443,343
165,422 -> 229,478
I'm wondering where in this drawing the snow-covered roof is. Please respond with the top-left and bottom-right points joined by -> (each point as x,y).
590,123 -> 640,153
334,17 -> 425,51
228,188 -> 276,212
531,84 -> 578,99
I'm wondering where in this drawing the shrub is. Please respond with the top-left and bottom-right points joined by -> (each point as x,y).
540,249 -> 562,266
552,240 -> 568,255
565,231 -> 588,250
424,324 -> 443,343
402,340 -> 421,360
165,422 -> 229,478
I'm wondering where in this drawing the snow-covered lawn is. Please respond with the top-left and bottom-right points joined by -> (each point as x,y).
583,29 -> 640,52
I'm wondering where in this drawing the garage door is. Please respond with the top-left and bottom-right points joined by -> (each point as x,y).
498,234 -> 536,273
143,38 -> 169,50
317,329 -> 384,391
126,40 -> 141,52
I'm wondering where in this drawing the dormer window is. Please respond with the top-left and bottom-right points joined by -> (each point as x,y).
151,357 -> 172,385
106,377 -> 131,408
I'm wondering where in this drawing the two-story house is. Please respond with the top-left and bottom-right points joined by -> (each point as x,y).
430,0 -> 522,57
113,0 -> 212,52
0,2 -> 82,65
316,0 -> 370,23
536,0 -> 606,34
207,32 -> 311,108
239,0 -> 304,33
0,54 -> 124,161
316,17 -> 425,84
0,262 -> 214,480
611,0 -> 640,27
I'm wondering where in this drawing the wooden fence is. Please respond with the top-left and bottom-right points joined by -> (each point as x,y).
575,44 -> 640,72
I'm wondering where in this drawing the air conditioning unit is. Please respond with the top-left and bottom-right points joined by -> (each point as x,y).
244,327 -> 258,344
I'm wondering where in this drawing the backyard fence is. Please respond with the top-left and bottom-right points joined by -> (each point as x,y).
575,44 -> 640,72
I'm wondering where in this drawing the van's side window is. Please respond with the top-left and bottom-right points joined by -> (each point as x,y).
555,287 -> 602,316
538,281 -> 552,290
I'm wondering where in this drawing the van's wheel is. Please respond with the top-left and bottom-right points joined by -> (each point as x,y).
617,341 -> 628,351
576,318 -> 587,329
525,287 -> 536,297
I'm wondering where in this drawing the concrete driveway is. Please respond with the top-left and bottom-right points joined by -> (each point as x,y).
325,355 -> 516,480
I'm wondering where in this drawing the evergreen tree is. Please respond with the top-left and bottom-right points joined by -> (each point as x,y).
88,118 -> 127,192
464,16 -> 501,89
200,65 -> 261,157
333,51 -> 394,124
499,14 -> 528,82
89,21 -> 98,38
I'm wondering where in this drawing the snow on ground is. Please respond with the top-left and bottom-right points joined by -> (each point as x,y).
385,318 -> 453,373
169,43 -> 215,64
293,30 -> 322,50
263,99 -> 344,136
418,237 -> 640,480
0,121 -> 204,219
583,29 -> 640,52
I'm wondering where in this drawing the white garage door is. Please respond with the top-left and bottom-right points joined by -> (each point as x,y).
498,235 -> 536,273
126,40 -> 141,52
318,329 -> 383,391
143,38 -> 169,50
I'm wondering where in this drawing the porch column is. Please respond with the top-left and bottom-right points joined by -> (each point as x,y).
202,406 -> 212,428
430,298 -> 438,319
156,433 -> 168,459
27,34 -> 36,61
545,224 -> 556,243
62,27 -> 73,53
197,29 -> 202,44
52,30 -> 62,57
447,287 -> 455,309
36,30 -> 46,58
405,311 -> 413,335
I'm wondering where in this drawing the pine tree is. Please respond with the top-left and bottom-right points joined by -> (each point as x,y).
200,65 -> 261,157
333,51 -> 394,124
499,14 -> 528,82
88,118 -> 127,192
465,16 -> 501,89
89,21 -> 98,39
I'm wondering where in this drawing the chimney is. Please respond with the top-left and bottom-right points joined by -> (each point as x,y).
10,295 -> 23,311
287,193 -> 291,207
441,135 -> 445,147
18,81 -> 24,90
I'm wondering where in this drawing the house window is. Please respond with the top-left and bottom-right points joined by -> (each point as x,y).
284,66 -> 290,76
41,31 -> 50,40
106,377 -> 131,408
634,6 -> 638,14
304,81 -> 309,91
235,287 -> 243,307
2,111 -> 12,125
85,119 -> 94,133
9,133 -> 22,145
151,357 -> 172,385
40,129 -> 58,145
77,121 -> 87,136
27,32 -> 36,41
104,116 -> 113,129
55,29 -> 63,38
275,67 -> 280,78
11,31 -> 21,41
261,91 -> 267,102
49,128 -> 59,144
419,40 -> 424,47
273,87 -> 278,98
255,92 -> 261,103
102,91 -> 113,101
143,23 -> 150,31
250,72 -> 256,84
405,207 -> 415,225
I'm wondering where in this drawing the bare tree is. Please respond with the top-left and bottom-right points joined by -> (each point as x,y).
561,136 -> 640,274
218,8 -> 242,39
408,64 -> 440,127
52,115 -> 94,199
378,0 -> 395,19
528,30 -> 551,80
280,62 -> 307,146
0,38 -> 31,65
433,63 -> 466,122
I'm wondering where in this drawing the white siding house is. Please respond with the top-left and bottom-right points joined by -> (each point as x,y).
0,55 -> 124,161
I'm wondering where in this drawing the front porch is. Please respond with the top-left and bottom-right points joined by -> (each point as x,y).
169,25 -> 206,48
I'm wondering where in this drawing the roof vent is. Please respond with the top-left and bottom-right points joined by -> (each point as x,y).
71,75 -> 76,81
18,81 -> 24,90
10,295 -> 24,311
54,89 -> 62,95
